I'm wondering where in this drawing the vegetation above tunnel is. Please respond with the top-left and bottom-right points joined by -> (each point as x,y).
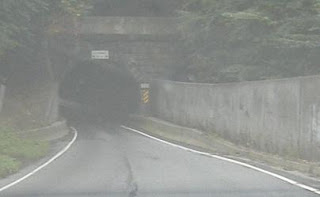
3,0 -> 320,87
2,0 -> 320,128
175,0 -> 320,83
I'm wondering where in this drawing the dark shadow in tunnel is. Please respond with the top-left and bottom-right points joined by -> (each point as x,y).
59,61 -> 140,125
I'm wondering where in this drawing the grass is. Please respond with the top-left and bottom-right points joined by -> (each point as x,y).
0,127 -> 49,178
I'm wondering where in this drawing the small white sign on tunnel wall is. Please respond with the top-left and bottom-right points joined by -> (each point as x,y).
91,50 -> 109,59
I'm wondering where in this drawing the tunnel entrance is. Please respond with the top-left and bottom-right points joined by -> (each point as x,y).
59,61 -> 140,124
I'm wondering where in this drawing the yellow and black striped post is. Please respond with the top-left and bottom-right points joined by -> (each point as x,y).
140,83 -> 150,115
141,89 -> 149,104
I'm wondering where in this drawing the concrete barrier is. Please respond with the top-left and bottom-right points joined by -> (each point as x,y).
151,76 -> 320,161
19,120 -> 69,141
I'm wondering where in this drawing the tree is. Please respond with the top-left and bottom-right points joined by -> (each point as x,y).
0,0 -> 46,81
176,0 -> 320,83
0,0 -> 92,81
0,0 -> 92,122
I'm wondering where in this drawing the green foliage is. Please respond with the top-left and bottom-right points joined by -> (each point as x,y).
0,0 -> 93,82
0,154 -> 21,178
0,0 -> 47,57
0,126 -> 49,178
45,0 -> 92,34
0,127 -> 49,160
177,0 -> 320,83
60,0 -> 92,17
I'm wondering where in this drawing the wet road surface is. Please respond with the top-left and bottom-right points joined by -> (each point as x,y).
0,124 -> 318,197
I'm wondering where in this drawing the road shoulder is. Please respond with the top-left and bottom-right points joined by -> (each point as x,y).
125,115 -> 320,190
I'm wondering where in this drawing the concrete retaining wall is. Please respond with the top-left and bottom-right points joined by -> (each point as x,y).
151,76 -> 320,161
19,120 -> 69,141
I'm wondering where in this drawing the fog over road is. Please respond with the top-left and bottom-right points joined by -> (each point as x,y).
0,124 -> 318,197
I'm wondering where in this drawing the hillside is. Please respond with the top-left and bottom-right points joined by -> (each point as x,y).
175,0 -> 320,83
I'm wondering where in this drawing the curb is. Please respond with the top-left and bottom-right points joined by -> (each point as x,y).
19,120 -> 69,141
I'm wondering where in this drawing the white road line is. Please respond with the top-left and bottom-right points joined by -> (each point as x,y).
121,125 -> 320,196
0,127 -> 78,193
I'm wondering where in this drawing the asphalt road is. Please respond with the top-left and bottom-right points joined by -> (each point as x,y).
0,124 -> 318,197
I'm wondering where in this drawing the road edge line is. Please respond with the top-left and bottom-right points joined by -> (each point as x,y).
121,125 -> 320,195
0,127 -> 78,192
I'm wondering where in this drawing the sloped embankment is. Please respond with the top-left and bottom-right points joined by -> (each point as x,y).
0,127 -> 49,178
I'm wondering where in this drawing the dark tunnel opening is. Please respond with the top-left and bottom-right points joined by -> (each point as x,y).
59,61 -> 140,125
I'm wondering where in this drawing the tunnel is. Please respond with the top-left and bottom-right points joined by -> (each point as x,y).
59,61 -> 140,124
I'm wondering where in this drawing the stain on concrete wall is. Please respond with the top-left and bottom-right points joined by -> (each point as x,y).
0,84 -> 5,113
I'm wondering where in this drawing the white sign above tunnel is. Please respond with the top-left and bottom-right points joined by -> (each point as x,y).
91,50 -> 109,59
140,83 -> 150,89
